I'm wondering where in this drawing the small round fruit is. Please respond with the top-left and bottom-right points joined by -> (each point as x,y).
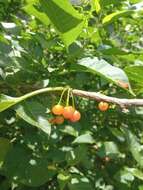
63,106 -> 75,119
98,102 -> 109,111
52,104 -> 64,115
117,80 -> 129,89
48,118 -> 56,124
55,116 -> 64,125
70,110 -> 81,122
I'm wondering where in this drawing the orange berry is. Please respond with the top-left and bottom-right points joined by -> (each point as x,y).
55,116 -> 64,125
49,118 -> 57,124
63,106 -> 75,119
70,110 -> 81,122
116,80 -> 129,89
52,104 -> 64,115
98,102 -> 109,111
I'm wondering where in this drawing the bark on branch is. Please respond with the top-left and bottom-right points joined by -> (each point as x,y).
72,89 -> 143,107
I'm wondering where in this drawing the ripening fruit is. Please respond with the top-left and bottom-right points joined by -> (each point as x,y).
55,116 -> 64,125
52,104 -> 64,115
63,106 -> 75,119
98,102 -> 109,111
117,80 -> 129,89
70,110 -> 81,122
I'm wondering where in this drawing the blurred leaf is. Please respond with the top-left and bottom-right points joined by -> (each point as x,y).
72,57 -> 133,94
15,101 -> 51,135
23,4 -> 50,25
91,0 -> 101,14
102,10 -> 133,25
0,138 -> 12,168
57,172 -> 71,190
4,146 -> 56,187
0,94 -> 21,112
114,169 -> 134,184
68,174 -> 92,190
60,125 -> 78,137
73,134 -> 95,144
125,66 -> 143,93
40,0 -> 84,46
122,128 -> 143,168
66,145 -> 87,165
97,141 -> 123,158
125,167 -> 143,180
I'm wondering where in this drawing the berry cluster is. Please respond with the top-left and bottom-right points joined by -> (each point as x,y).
51,105 -> 81,125
50,88 -> 81,125
49,88 -> 110,125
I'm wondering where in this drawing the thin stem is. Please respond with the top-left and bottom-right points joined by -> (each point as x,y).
70,89 -> 75,109
58,87 -> 68,105
20,87 -> 64,102
66,88 -> 71,107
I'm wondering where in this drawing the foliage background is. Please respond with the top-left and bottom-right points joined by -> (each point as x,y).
0,0 -> 143,189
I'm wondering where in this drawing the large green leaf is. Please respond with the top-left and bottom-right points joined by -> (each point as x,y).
40,0 -> 84,46
125,66 -> 143,93
72,57 -> 133,94
102,10 -> 133,25
3,146 -> 56,187
0,94 -> 21,112
23,4 -> 50,25
15,101 -> 51,135
125,167 -> 143,181
122,128 -> 143,168
97,141 -> 123,159
0,138 -> 12,168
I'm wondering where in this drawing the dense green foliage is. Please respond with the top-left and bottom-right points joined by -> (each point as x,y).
0,0 -> 143,189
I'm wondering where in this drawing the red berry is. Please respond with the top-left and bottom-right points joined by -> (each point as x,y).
63,106 -> 75,119
52,104 -> 64,115
70,110 -> 81,122
98,102 -> 109,111
55,116 -> 64,125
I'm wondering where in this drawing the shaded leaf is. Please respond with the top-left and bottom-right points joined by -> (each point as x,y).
0,94 -> 21,112
73,134 -> 95,144
0,138 -> 12,168
15,101 -> 51,135
4,146 -> 56,187
122,128 -> 143,168
40,0 -> 84,46
72,57 -> 133,94
102,10 -> 133,25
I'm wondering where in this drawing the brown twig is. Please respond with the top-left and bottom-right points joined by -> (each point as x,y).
72,89 -> 143,107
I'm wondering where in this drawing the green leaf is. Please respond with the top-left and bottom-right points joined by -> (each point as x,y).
66,145 -> 87,166
60,125 -> 78,137
57,172 -> 71,190
0,138 -> 12,168
3,146 -> 56,187
91,0 -> 101,14
15,101 -> 51,135
0,94 -> 21,112
125,66 -> 143,93
68,174 -> 92,190
114,169 -> 134,184
73,134 -> 95,144
102,10 -> 133,25
73,57 -> 133,94
122,128 -> 143,168
40,0 -> 84,46
97,141 -> 123,159
125,167 -> 143,181
23,4 -> 50,25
